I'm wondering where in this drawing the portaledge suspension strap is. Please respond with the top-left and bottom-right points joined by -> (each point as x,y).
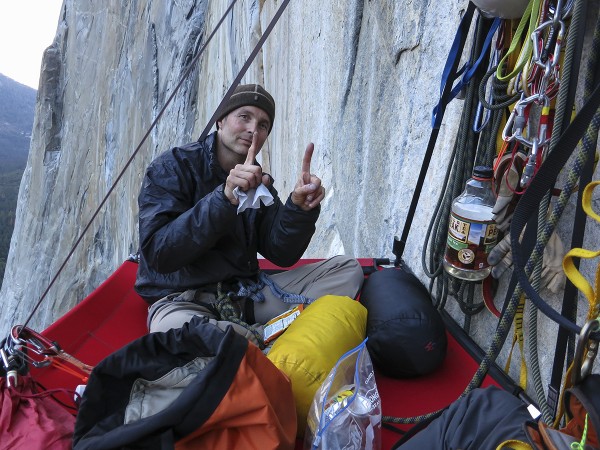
394,3 -> 499,263
198,0 -> 292,142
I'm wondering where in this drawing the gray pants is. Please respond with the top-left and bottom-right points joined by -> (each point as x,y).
147,255 -> 364,345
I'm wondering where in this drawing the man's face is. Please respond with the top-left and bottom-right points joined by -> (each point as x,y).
217,105 -> 271,160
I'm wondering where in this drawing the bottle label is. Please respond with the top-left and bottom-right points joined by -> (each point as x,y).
445,212 -> 498,271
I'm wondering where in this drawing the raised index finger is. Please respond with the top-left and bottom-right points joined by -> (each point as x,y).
245,132 -> 258,165
302,143 -> 314,175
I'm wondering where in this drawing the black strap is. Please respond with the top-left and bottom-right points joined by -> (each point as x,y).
198,0 -> 292,142
548,0 -> 593,417
510,80 -> 600,336
394,2 -> 477,263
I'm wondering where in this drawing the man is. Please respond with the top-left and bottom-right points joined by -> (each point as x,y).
135,84 -> 363,346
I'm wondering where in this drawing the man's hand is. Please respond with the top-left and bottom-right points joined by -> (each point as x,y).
291,143 -> 325,211
224,132 -> 271,205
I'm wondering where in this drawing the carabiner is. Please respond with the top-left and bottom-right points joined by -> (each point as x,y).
0,348 -> 18,388
571,319 -> 600,386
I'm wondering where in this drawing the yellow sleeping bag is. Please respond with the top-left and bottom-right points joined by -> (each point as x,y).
266,295 -> 367,435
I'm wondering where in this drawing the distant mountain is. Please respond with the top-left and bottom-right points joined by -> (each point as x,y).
0,73 -> 36,287
0,73 -> 36,172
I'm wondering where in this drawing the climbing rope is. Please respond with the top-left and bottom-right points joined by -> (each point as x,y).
526,0 -> 591,425
470,58 -> 600,419
214,283 -> 265,349
533,5 -> 600,424
396,0 -> 596,429
422,15 -> 497,321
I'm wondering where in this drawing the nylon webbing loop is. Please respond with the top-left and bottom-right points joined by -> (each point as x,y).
431,2 -> 476,128
495,0 -> 541,82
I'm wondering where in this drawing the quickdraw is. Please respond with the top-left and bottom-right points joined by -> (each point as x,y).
499,0 -> 568,191
2,325 -> 93,388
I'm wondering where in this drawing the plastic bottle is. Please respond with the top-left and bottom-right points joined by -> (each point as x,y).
443,166 -> 498,281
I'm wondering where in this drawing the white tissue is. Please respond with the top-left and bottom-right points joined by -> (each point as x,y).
233,184 -> 274,213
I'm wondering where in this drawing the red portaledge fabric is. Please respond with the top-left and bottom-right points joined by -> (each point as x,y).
31,259 -> 500,450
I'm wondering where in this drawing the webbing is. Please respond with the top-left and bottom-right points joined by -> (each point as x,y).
528,0 -> 591,424
562,181 -> 600,317
394,2 -> 477,262
432,12 -> 501,127
495,0 -> 541,82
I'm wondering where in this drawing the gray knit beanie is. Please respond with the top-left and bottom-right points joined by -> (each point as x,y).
217,84 -> 276,132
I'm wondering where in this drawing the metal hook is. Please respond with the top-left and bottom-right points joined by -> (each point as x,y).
571,319 -> 600,386
0,348 -> 18,388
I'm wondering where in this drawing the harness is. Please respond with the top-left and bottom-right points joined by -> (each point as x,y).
211,273 -> 315,349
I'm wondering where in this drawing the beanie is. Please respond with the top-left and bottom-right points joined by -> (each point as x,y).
217,84 -> 276,132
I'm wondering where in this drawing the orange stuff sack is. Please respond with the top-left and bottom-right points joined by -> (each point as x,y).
73,316 -> 296,450
176,342 -> 296,450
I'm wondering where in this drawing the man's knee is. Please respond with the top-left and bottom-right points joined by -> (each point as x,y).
328,255 -> 364,296
148,299 -> 216,333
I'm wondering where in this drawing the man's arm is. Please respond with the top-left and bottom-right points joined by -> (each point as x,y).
258,143 -> 323,266
138,154 -> 237,274
257,193 -> 319,267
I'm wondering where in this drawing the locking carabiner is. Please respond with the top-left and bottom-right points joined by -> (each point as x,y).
571,319 -> 600,386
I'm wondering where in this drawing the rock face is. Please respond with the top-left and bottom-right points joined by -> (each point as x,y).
1,0 -> 599,399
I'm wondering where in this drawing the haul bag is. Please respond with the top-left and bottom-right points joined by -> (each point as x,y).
73,316 -> 296,450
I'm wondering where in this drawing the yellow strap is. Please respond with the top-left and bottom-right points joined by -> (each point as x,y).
496,439 -> 534,450
563,181 -> 600,317
505,296 -> 528,390
581,180 -> 600,223
563,247 -> 600,306
496,0 -> 541,82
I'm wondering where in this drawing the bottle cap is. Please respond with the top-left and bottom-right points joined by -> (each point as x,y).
472,166 -> 493,179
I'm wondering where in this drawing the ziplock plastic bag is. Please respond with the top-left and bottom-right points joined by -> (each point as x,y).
304,339 -> 381,450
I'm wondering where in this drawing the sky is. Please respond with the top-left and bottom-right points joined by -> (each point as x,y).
0,0 -> 64,89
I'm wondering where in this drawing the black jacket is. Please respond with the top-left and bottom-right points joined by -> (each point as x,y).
134,132 -> 319,304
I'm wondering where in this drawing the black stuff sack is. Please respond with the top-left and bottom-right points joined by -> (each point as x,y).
360,267 -> 447,378
392,386 -> 534,449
